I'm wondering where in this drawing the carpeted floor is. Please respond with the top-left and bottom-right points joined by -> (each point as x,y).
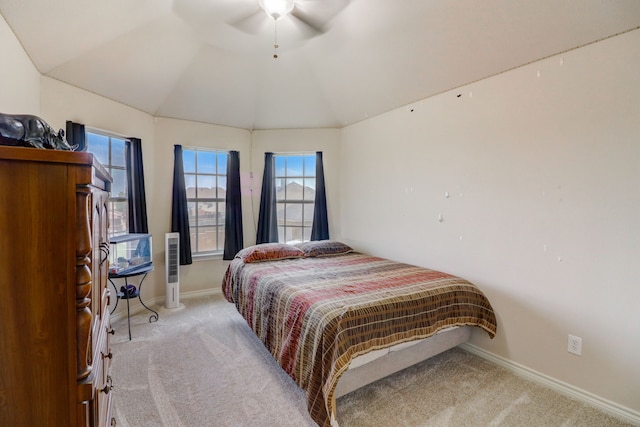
110,293 -> 632,427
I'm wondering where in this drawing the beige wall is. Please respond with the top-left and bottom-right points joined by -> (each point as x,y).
340,29 -> 640,413
0,15 -> 40,114
2,9 -> 638,417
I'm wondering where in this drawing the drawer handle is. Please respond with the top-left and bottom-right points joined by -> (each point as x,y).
99,242 -> 110,266
102,351 -> 113,360
108,328 -> 115,335
101,376 -> 113,394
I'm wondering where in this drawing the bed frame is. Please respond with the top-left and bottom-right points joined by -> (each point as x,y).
335,326 -> 472,398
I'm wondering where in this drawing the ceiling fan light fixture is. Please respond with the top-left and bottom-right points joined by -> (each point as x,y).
259,0 -> 294,20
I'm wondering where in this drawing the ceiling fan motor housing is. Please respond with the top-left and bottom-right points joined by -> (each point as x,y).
259,0 -> 295,20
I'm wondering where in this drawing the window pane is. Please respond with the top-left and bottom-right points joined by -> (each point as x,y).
197,150 -> 216,174
188,201 -> 197,226
197,201 -> 216,226
88,133 -> 109,166
217,176 -> 227,192
286,156 -> 304,176
111,201 -> 128,235
190,229 -> 197,252
184,174 -> 196,195
304,155 -> 316,176
304,177 -> 316,191
285,203 -> 303,226
197,226 -> 218,252
218,204 -> 226,225
275,178 -> 286,199
198,175 -> 216,192
216,225 -> 225,250
277,203 -> 285,224
304,203 -> 314,226
303,227 -> 312,242
284,226 -> 306,244
303,178 -> 316,201
285,226 -> 295,244
111,168 -> 127,198
111,139 -> 126,167
217,152 -> 227,175
183,149 -> 196,173
275,156 -> 286,176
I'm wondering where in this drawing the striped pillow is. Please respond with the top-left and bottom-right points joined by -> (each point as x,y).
235,243 -> 305,263
296,240 -> 354,258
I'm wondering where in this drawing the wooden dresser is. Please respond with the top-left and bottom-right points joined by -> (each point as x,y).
0,145 -> 115,426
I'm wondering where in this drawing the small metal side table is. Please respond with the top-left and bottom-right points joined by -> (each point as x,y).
109,265 -> 158,340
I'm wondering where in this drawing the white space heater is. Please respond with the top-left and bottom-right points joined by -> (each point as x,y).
165,232 -> 180,309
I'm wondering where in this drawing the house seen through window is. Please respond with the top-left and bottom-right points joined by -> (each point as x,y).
275,154 -> 316,244
182,148 -> 228,256
86,131 -> 128,237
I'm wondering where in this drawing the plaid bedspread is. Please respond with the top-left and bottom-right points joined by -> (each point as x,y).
222,252 -> 497,427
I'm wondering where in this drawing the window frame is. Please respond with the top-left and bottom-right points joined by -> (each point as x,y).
274,153 -> 316,244
182,147 -> 228,257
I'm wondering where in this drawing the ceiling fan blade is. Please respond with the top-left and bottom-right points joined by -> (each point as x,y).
229,9 -> 270,35
289,11 -> 324,37
291,0 -> 350,35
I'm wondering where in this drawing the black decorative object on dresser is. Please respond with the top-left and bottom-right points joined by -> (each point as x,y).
0,112 -> 78,150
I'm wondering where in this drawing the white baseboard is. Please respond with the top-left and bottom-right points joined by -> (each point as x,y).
460,343 -> 640,426
110,287 -> 222,322
181,287 -> 222,300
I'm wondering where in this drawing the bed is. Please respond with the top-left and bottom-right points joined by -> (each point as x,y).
222,241 -> 497,427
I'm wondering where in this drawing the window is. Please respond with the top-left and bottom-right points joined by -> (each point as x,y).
182,148 -> 228,255
86,131 -> 128,237
275,154 -> 315,244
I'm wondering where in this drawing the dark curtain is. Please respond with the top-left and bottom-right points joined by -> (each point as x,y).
223,151 -> 243,260
125,138 -> 149,234
256,152 -> 278,244
65,121 -> 86,151
171,145 -> 192,265
310,151 -> 330,240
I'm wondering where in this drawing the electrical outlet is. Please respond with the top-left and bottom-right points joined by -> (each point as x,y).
568,334 -> 582,356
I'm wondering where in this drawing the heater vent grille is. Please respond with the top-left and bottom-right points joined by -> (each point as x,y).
167,237 -> 179,283
165,232 -> 180,309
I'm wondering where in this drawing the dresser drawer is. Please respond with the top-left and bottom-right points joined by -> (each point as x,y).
93,309 -> 114,426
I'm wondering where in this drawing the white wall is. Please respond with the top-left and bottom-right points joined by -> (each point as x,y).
0,14 -> 40,114
340,29 -> 640,413
41,77 -> 155,152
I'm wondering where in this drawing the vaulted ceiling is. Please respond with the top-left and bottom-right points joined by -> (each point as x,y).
2,0 -> 639,130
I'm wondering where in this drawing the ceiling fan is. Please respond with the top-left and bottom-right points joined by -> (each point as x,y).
231,0 -> 350,57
